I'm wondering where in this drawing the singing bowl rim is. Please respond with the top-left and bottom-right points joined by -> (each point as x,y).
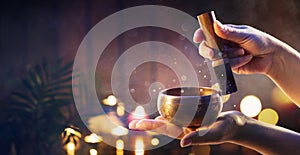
158,86 -> 219,99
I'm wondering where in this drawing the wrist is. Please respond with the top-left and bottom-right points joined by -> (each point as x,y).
217,111 -> 250,143
265,38 -> 287,79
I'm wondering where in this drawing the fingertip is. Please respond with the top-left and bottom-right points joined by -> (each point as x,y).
193,28 -> 204,43
180,138 -> 192,147
128,120 -> 139,129
180,130 -> 201,147
199,41 -> 214,59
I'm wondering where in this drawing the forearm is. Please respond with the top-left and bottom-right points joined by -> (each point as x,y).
230,118 -> 300,155
267,40 -> 300,106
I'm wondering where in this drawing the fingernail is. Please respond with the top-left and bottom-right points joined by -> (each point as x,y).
180,139 -> 192,147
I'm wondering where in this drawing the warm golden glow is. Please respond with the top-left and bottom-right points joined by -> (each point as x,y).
65,128 -> 76,134
134,138 -> 144,155
271,87 -> 292,105
116,139 -> 124,150
117,103 -> 125,117
240,95 -> 262,117
67,142 -> 75,155
108,95 -> 117,105
116,150 -> 124,155
64,127 -> 82,138
103,95 -> 117,106
89,148 -> 98,155
84,133 -> 102,143
151,138 -> 159,146
258,108 -> 279,125
133,106 -> 146,119
111,126 -> 129,136
116,139 -> 124,155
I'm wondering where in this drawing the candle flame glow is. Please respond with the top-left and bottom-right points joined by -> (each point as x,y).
67,142 -> 75,155
134,138 -> 144,155
116,139 -> 124,155
133,106 -> 146,119
116,139 -> 124,150
117,103 -> 125,116
103,95 -> 117,106
89,148 -> 98,155
84,133 -> 102,143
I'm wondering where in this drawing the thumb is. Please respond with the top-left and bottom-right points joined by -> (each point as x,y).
214,20 -> 251,45
180,127 -> 220,147
180,121 -> 228,147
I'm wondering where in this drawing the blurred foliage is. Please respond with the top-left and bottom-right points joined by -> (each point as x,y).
0,58 -> 76,155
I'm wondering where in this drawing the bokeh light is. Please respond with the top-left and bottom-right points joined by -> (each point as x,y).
117,102 -> 125,116
132,106 -> 147,119
116,139 -> 124,155
67,142 -> 75,155
111,126 -> 129,136
258,108 -> 279,125
240,95 -> 262,117
151,138 -> 159,146
102,95 -> 118,106
135,138 -> 144,155
108,95 -> 117,106
89,148 -> 98,155
116,139 -> 124,150
84,133 -> 102,143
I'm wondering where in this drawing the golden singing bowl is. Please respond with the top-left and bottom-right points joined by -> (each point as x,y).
157,87 -> 223,128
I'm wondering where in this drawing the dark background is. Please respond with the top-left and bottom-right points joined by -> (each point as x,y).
1,0 -> 300,155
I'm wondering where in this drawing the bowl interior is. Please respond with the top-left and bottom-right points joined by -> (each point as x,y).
161,87 -> 216,97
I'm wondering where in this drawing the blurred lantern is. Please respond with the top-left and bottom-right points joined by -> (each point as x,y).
61,126 -> 82,155
258,108 -> 279,125
103,95 -> 117,106
240,95 -> 262,117
271,86 -> 292,105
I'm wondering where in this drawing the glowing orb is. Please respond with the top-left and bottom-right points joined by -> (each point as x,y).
258,108 -> 279,125
240,95 -> 262,117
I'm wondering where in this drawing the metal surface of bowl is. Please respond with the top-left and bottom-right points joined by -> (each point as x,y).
157,87 -> 223,128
